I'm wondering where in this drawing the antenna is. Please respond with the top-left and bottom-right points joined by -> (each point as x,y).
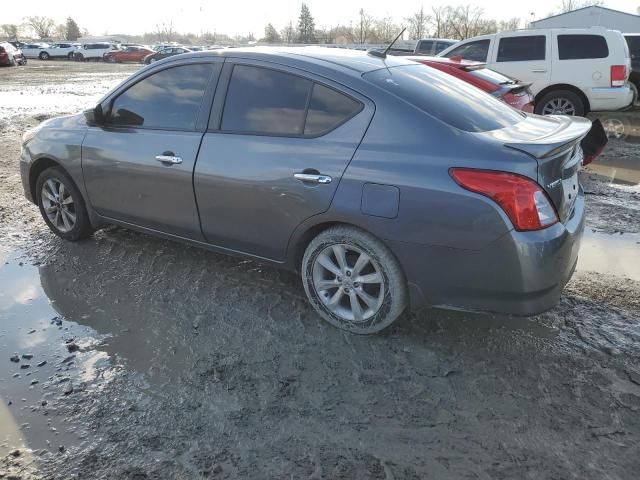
368,27 -> 406,59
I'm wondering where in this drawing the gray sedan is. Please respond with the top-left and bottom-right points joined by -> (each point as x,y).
20,47 -> 590,334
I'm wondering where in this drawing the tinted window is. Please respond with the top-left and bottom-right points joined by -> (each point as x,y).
364,64 -> 524,133
417,40 -> 434,54
304,84 -> 362,136
443,40 -> 490,62
222,65 -> 312,135
109,64 -> 213,129
497,36 -> 546,62
627,35 -> 640,55
434,41 -> 453,54
558,35 -> 608,60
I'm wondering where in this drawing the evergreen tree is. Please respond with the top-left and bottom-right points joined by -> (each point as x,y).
65,17 -> 81,41
264,23 -> 281,43
297,3 -> 316,44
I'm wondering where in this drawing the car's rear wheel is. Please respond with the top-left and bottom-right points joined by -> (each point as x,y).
39,52 -> 49,60
74,53 -> 84,61
302,225 -> 408,334
535,90 -> 585,116
36,167 -> 94,241
67,52 -> 74,60
149,57 -> 157,63
630,82 -> 639,108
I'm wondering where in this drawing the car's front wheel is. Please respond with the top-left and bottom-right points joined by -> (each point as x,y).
36,167 -> 94,241
39,52 -> 49,60
302,225 -> 408,334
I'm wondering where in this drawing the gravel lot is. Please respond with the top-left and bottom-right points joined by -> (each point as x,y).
1,61 -> 640,479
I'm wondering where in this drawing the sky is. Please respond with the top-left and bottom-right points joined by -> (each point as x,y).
4,0 -> 638,38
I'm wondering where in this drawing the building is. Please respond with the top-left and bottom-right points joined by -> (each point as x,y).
530,6 -> 640,33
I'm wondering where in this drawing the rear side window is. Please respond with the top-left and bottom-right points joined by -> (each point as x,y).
108,64 -> 214,130
364,64 -> 524,133
417,40 -> 434,54
497,36 -> 546,62
304,84 -> 362,136
434,41 -> 453,54
627,36 -> 640,56
558,35 -> 609,60
443,40 -> 490,62
222,65 -> 312,135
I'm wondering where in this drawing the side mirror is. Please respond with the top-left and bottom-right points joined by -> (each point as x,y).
84,104 -> 104,126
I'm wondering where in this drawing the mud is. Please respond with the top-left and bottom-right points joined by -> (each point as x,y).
1,61 -> 640,479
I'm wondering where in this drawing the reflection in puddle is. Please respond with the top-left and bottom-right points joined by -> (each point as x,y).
577,231 -> 640,281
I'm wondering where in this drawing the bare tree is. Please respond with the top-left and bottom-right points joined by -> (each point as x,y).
25,16 -> 55,39
155,21 -> 175,42
405,7 -> 430,39
559,0 -> 603,12
498,17 -> 521,31
54,24 -> 66,39
374,16 -> 399,43
1,24 -> 19,40
280,21 -> 296,44
355,8 -> 374,44
448,6 -> 496,40
429,6 -> 449,38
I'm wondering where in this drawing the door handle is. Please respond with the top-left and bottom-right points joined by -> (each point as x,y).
532,69 -> 547,73
155,154 -> 182,165
294,173 -> 332,184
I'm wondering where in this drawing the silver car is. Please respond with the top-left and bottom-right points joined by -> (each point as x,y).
20,47 -> 590,334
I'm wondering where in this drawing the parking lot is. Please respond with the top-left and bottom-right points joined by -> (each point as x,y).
1,61 -> 640,479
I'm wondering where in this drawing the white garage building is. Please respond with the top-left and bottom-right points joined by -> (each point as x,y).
530,6 -> 640,33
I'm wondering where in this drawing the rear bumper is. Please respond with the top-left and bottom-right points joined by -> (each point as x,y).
393,190 -> 585,316
589,86 -> 633,111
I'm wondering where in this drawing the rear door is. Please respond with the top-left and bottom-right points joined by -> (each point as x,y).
489,32 -> 551,95
194,60 -> 373,260
82,60 -> 221,239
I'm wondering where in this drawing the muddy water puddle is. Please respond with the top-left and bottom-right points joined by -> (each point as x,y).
578,230 -> 640,281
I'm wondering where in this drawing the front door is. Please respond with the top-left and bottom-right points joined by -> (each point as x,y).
82,61 -> 221,239
194,61 -> 373,260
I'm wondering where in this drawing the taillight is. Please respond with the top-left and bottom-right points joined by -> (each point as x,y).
449,168 -> 558,231
611,65 -> 627,87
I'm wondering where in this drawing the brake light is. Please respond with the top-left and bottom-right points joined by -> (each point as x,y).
611,65 -> 627,87
449,168 -> 558,231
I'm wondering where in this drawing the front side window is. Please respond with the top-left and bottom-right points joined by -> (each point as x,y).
558,35 -> 608,60
108,64 -> 213,130
221,65 -> 312,135
443,40 -> 490,62
497,36 -> 546,62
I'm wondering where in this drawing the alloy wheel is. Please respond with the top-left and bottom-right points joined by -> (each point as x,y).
542,98 -> 576,115
311,244 -> 385,323
40,178 -> 76,233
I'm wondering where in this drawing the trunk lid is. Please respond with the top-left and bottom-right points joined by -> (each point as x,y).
478,114 -> 593,223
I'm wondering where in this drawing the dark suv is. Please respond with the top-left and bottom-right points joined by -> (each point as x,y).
0,42 -> 26,66
625,34 -> 639,105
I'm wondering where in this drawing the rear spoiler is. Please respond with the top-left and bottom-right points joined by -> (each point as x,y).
504,115 -> 592,159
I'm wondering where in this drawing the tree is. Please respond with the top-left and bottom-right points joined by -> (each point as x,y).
405,7 -> 429,40
155,21 -> 175,42
559,0 -> 603,13
1,24 -> 19,40
54,24 -> 66,39
281,21 -> 296,44
25,16 -> 55,39
374,16 -> 399,43
355,8 -> 374,44
263,23 -> 281,43
65,17 -> 81,41
498,17 -> 521,31
297,3 -> 316,44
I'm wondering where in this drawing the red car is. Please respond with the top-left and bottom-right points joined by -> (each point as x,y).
0,42 -> 26,66
103,46 -> 155,64
408,56 -> 534,113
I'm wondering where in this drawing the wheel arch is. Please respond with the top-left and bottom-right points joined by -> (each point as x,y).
29,157 -> 63,202
535,84 -> 590,114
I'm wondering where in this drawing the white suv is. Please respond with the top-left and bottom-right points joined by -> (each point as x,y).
73,43 -> 118,61
438,27 -> 633,116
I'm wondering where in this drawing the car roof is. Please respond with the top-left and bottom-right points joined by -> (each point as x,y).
178,46 -> 416,74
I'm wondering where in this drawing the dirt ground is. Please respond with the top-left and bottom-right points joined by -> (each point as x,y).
1,61 -> 640,479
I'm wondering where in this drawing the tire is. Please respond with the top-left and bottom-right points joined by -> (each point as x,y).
10,57 -> 17,66
39,52 -> 49,60
302,225 -> 408,334
149,57 -> 157,63
67,52 -> 74,60
35,167 -> 94,241
535,90 -> 585,116
75,53 -> 84,62
630,82 -> 639,108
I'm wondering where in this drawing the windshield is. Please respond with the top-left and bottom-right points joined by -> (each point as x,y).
468,67 -> 515,85
364,64 -> 524,133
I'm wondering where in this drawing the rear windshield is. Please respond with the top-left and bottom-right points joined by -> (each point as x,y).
468,67 -> 516,85
364,64 -> 524,132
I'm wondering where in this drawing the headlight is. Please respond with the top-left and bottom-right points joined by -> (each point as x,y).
22,124 -> 43,145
